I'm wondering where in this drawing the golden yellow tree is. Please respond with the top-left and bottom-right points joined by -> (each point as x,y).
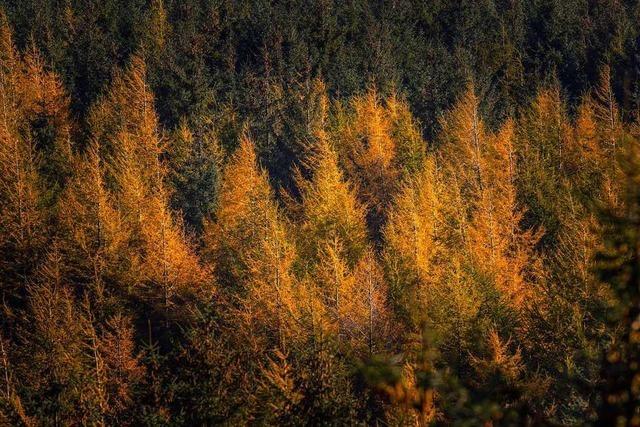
88,55 -> 210,321
383,151 -> 483,352
0,16 -> 48,306
0,14 -> 72,188
20,45 -> 73,188
94,312 -> 145,424
297,136 -> 368,269
574,96 -> 606,176
292,132 -> 380,351
204,135 -> 279,288
11,245 -> 145,425
383,157 -> 446,327
439,87 -> 540,310
58,144 -> 129,302
386,93 -> 426,177
343,250 -> 394,356
241,207 -> 301,351
515,84 -> 574,241
16,248 -> 102,424
310,237 -> 357,341
592,65 -> 622,159
438,85 -> 488,201
571,67 -> 623,204
205,136 -> 301,350
467,120 -> 540,308
330,89 -> 426,237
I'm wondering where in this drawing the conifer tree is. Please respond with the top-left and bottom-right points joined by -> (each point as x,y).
516,83 -> 617,420
516,84 -> 574,242
311,237 -> 356,340
0,16 -> 47,313
296,136 -> 368,270
58,143 -> 129,302
15,248 -> 101,424
95,313 -> 145,425
386,93 -> 426,177
0,11 -> 73,196
593,65 -> 621,159
203,135 -> 280,291
383,150 -> 482,362
88,55 -> 210,322
241,180 -> 301,351
143,0 -> 169,58
383,157 -> 446,327
342,89 -> 399,224
589,65 -> 626,206
199,135 -> 305,421
167,119 -> 222,233
574,96 -> 606,180
345,250 -> 394,356
468,121 -> 540,309
440,87 -> 540,310
9,245 -> 146,426
204,135 -> 302,346
330,89 -> 426,239
19,46 -> 73,201
293,134 -> 373,351
438,85 -> 488,201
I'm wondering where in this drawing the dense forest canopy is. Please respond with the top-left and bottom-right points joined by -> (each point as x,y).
2,0 -> 640,425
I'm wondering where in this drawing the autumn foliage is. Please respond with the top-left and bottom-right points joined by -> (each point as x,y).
0,10 -> 638,426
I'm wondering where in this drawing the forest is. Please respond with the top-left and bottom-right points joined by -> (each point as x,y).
1,0 -> 640,425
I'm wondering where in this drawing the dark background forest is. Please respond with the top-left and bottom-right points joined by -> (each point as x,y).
2,0 -> 640,425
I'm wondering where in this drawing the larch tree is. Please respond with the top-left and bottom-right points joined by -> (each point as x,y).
311,237 -> 357,342
336,89 -> 399,234
592,65 -> 622,160
464,329 -> 548,424
203,135 -> 280,291
94,312 -> 145,425
0,12 -> 73,196
0,16 -> 48,315
141,0 -> 169,60
438,85 -> 488,204
570,67 -> 624,207
590,65 -> 626,208
515,84 -> 574,243
296,136 -> 368,270
469,120 -> 541,309
439,86 -> 540,310
199,135 -> 304,421
9,245 -> 145,426
241,203 -> 301,352
57,143 -> 129,304
204,135 -> 301,350
329,89 -> 426,239
382,147 -> 482,366
294,135 -> 371,347
15,248 -> 103,425
515,83 -> 620,420
19,45 -> 73,203
386,93 -> 427,178
88,55 -> 210,323
574,96 -> 607,181
383,157 -> 446,328
344,250 -> 394,357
